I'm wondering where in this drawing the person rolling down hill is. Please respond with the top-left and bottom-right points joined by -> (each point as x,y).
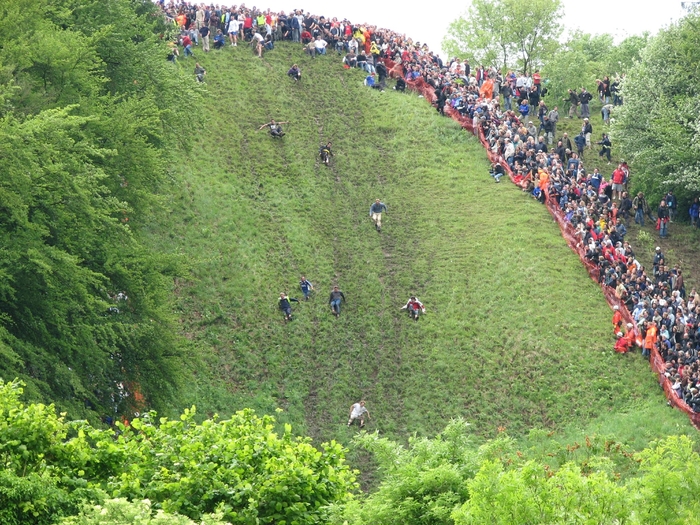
299,276 -> 314,300
287,64 -> 301,81
347,400 -> 370,428
328,285 -> 346,317
401,296 -> 425,321
259,119 -> 288,137
278,292 -> 299,321
319,142 -> 333,165
369,199 -> 387,232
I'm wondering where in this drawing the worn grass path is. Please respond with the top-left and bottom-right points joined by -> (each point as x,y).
145,43 -> 692,447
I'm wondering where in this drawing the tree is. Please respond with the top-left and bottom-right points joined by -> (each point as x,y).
443,0 -> 563,75
0,381 -> 357,524
612,11 -> 700,206
442,0 -> 512,70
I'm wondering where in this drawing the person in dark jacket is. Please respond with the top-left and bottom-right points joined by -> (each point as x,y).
369,199 -> 387,231
278,293 -> 299,321
664,191 -> 677,221
597,133 -> 612,162
579,87 -> 593,118
574,131 -> 586,156
328,286 -> 346,316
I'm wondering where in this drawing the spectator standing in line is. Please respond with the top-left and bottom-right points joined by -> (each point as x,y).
369,199 -> 387,232
502,82 -> 513,111
566,89 -> 580,118
579,87 -> 593,118
633,192 -> 651,227
542,116 -> 554,145
582,118 -> 593,150
574,131 -> 586,157
658,200 -> 670,239
328,285 -> 346,317
611,164 -> 626,200
548,106 -> 559,138
376,59 -> 388,90
664,191 -> 677,222
619,191 -> 632,220
199,24 -> 210,52
227,15 -> 240,46
690,197 -> 700,227
347,400 -> 370,428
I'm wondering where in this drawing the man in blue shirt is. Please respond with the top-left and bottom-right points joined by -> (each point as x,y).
369,199 -> 387,231
299,276 -> 313,301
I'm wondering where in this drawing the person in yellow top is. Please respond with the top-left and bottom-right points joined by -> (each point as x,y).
537,168 -> 549,192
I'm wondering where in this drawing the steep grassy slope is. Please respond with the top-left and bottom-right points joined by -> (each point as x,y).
146,43 -> 691,443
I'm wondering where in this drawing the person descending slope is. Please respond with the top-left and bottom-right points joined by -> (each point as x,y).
369,199 -> 387,232
401,296 -> 425,321
259,119 -> 289,138
278,292 -> 299,321
328,285 -> 346,317
299,276 -> 314,300
347,400 -> 370,428
319,142 -> 333,165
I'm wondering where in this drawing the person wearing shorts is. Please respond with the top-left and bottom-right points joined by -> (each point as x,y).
228,17 -> 240,46
369,199 -> 387,231
347,400 -> 369,428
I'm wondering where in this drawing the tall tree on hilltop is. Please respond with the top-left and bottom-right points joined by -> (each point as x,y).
443,0 -> 564,75
612,11 -> 700,205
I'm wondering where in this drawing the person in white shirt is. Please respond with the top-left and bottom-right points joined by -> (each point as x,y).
347,400 -> 370,428
314,36 -> 328,55
228,16 -> 240,46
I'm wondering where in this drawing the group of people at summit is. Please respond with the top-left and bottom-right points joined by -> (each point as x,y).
158,1 -> 700,413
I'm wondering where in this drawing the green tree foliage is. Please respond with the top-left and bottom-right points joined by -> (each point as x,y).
0,381 -> 356,524
612,12 -> 700,205
542,31 -> 648,106
0,0 -> 197,416
337,419 -> 700,525
443,0 -> 563,74
60,499 -> 229,525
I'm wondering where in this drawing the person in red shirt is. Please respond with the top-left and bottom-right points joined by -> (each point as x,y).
182,34 -> 194,57
611,165 -> 626,200
614,332 -> 630,353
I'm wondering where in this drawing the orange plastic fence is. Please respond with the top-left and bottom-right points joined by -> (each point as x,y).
383,59 -> 700,430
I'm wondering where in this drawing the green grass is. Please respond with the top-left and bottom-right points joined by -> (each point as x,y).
144,42 -> 695,447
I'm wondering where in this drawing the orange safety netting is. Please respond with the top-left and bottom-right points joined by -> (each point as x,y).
383,58 -> 700,430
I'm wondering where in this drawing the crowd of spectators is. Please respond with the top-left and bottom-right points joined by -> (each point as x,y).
155,1 -> 700,416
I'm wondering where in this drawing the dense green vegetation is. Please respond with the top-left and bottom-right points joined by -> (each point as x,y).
612,11 -> 700,206
156,39 -> 693,444
0,380 -> 355,524
337,421 -> 700,525
0,0 -> 194,416
0,0 -> 700,521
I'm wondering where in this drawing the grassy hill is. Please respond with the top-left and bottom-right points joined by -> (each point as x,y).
145,42 -> 692,446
